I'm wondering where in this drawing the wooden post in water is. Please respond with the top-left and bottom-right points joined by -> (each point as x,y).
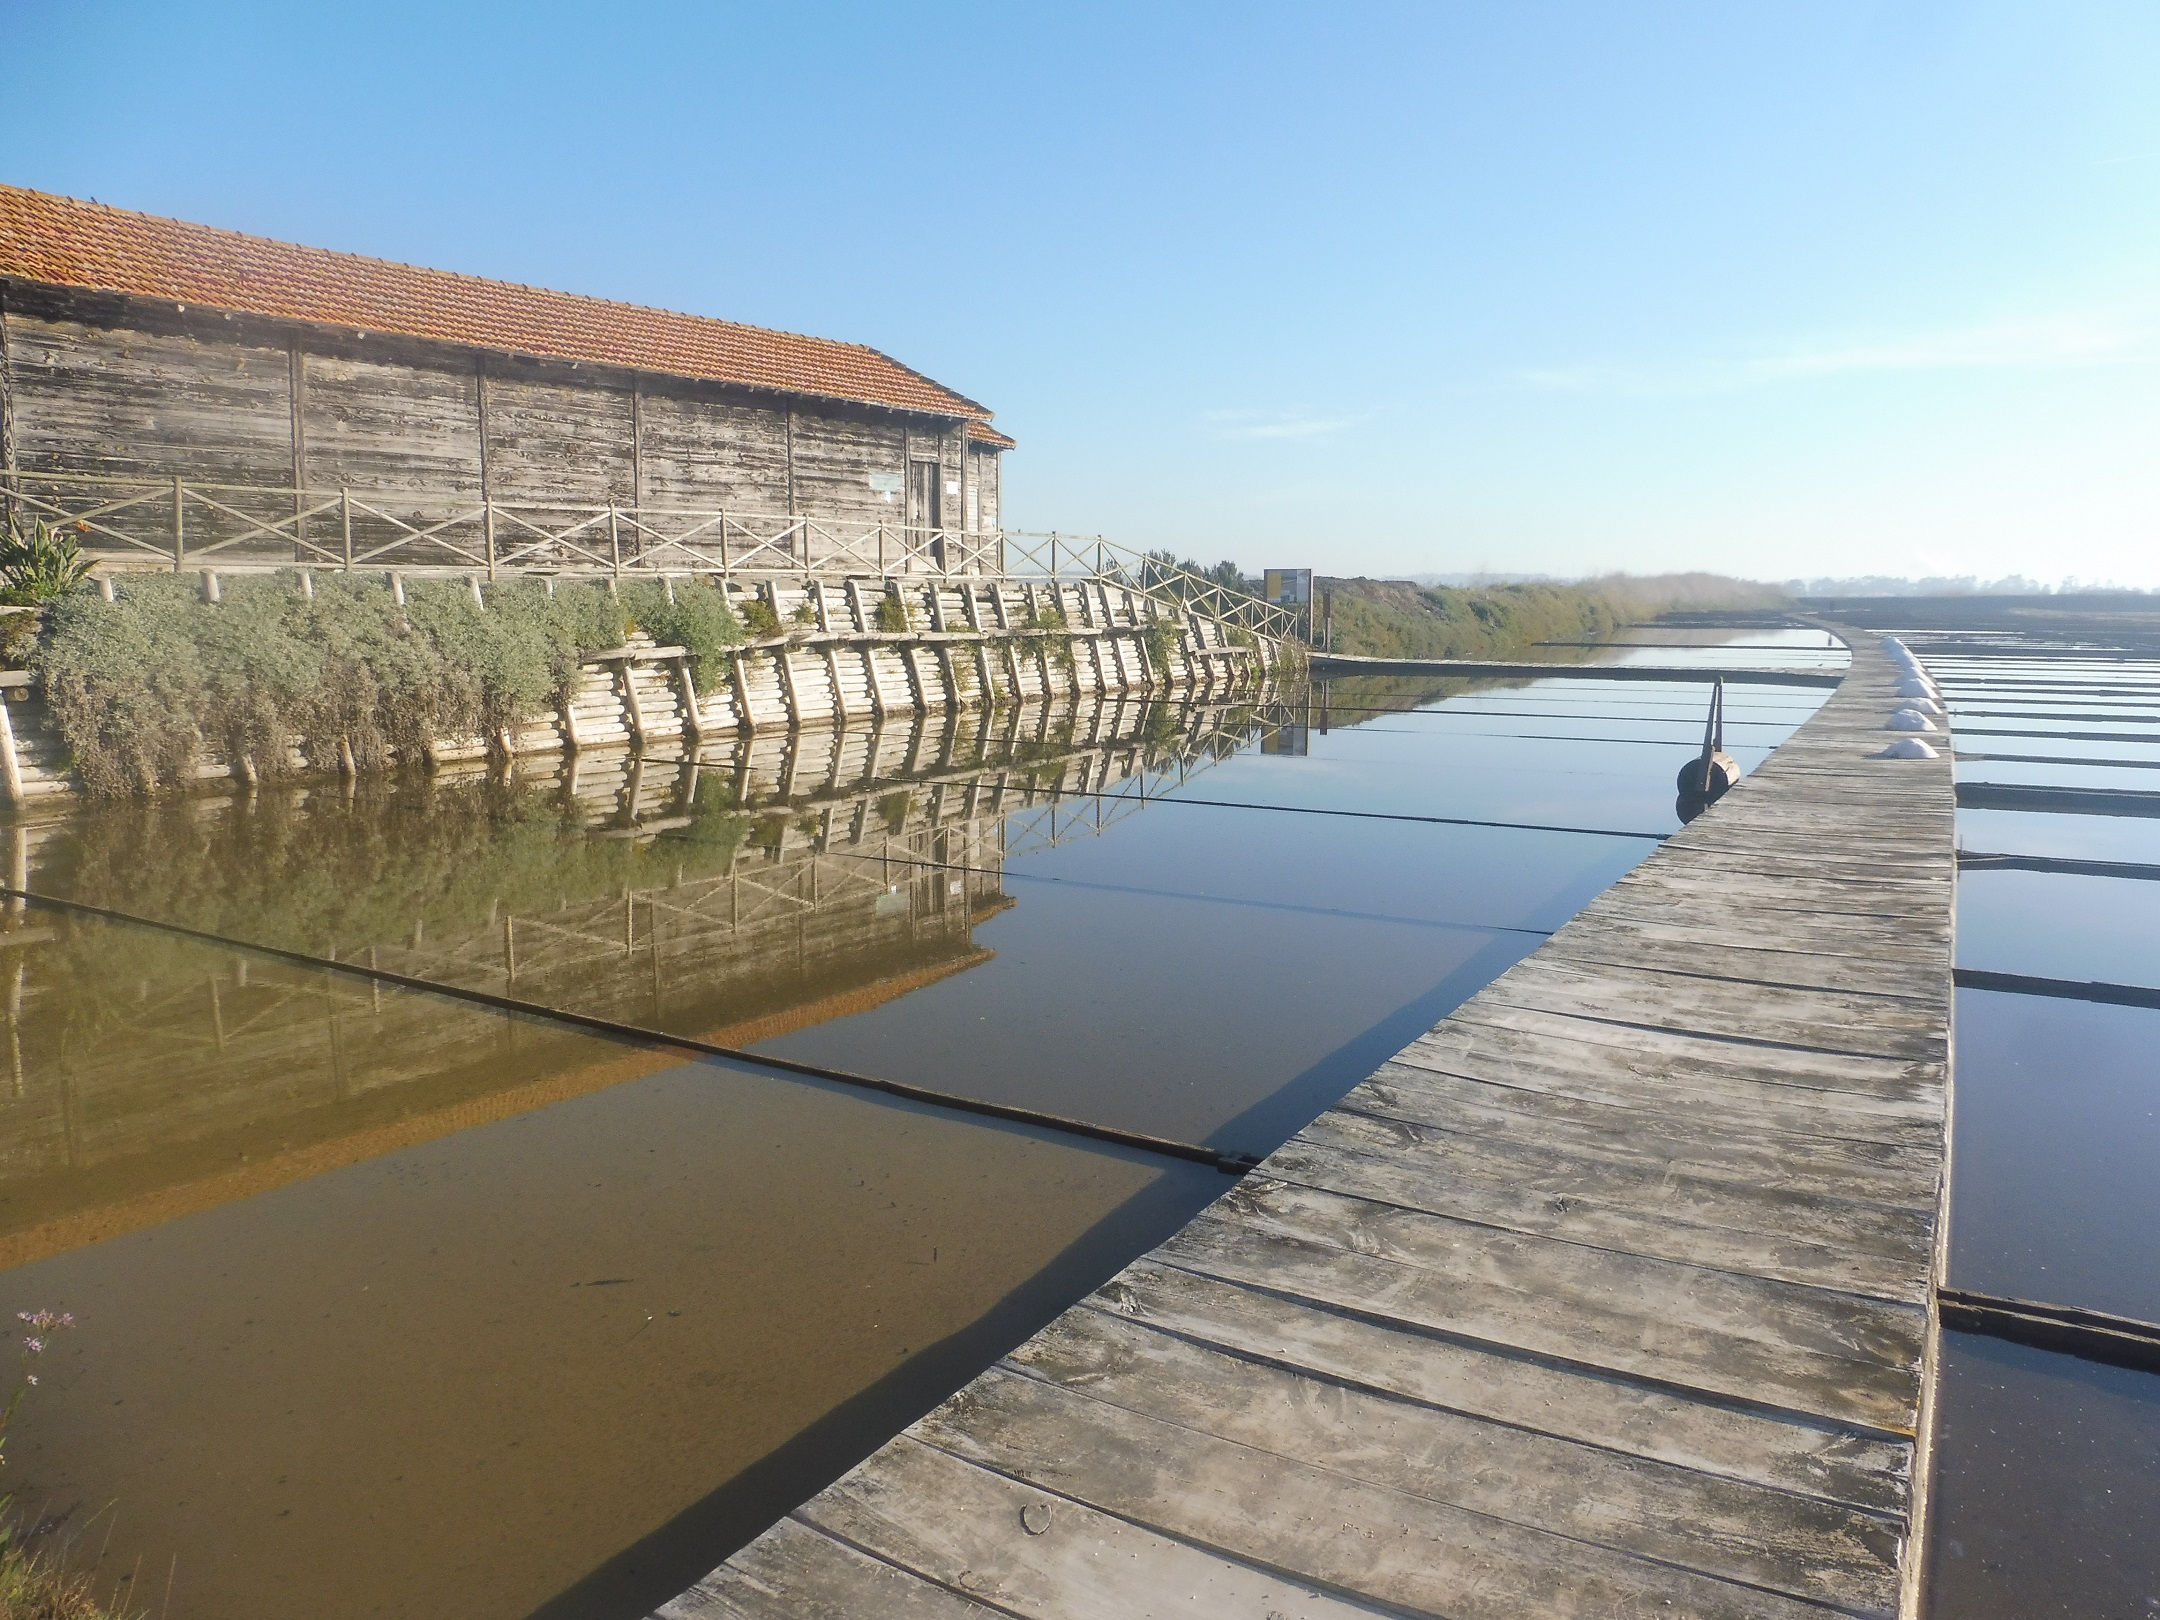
0,696 -> 23,810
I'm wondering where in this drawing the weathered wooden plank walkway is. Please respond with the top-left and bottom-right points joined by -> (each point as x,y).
1310,652 -> 1844,688
657,632 -> 1954,1620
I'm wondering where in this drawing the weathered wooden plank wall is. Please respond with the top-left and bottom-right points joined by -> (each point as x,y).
480,354 -> 635,505
301,350 -> 485,501
8,312 -> 296,485
639,388 -> 792,512
0,284 -> 1001,538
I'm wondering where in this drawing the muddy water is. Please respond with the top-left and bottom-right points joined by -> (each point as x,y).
0,930 -> 1213,1620
0,669 -> 1829,1619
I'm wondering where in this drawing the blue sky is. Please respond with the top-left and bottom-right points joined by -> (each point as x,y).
4,1 -> 2157,585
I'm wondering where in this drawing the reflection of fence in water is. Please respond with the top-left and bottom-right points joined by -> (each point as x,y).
0,691 -> 1273,1259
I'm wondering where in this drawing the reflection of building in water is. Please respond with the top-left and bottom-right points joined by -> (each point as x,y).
0,692 -> 1269,1269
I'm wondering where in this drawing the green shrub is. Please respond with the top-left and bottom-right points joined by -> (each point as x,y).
618,578 -> 748,668
38,574 -> 224,795
1018,601 -> 1074,670
34,572 -> 636,796
873,593 -> 911,633
739,596 -> 781,638
1140,618 -> 1177,678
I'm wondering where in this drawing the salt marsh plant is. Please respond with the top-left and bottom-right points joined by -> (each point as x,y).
33,572 -> 745,796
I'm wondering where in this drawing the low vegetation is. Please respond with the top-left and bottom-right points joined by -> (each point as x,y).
24,570 -> 745,797
0,1543 -> 127,1620
1314,573 -> 1785,661
0,521 -> 97,609
0,1312 -> 132,1620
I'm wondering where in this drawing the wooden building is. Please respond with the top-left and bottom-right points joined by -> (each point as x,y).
0,184 -> 1012,566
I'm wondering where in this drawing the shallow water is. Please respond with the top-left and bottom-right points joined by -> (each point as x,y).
1956,808 -> 2160,865
1923,620 -> 2160,1615
0,661 -> 1829,1620
1955,868 -> 2160,986
1924,1333 -> 2160,1619
1956,758 -> 2160,793
1949,989 -> 2160,1322
0,937 -> 1215,1620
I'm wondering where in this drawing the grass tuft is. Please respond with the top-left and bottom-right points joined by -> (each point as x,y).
0,1537 -> 135,1620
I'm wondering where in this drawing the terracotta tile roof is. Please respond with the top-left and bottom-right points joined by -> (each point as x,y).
0,184 -> 1006,436
967,421 -> 1017,449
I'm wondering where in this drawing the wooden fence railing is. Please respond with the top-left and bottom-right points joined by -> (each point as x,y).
0,471 -> 1303,644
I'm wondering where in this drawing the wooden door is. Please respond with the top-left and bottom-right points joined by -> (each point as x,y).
908,461 -> 941,534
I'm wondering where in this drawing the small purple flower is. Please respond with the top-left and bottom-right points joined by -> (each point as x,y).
23,1374 -> 34,1386
21,1338 -> 39,1355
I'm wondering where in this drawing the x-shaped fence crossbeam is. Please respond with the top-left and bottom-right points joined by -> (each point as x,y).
4,481 -> 177,560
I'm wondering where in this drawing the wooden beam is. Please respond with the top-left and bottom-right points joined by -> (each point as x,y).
0,280 -> 14,528
475,353 -> 491,503
630,371 -> 644,509
783,410 -> 797,520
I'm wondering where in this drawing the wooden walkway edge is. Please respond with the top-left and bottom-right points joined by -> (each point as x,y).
1309,652 -> 1843,688
656,631 -> 1954,1620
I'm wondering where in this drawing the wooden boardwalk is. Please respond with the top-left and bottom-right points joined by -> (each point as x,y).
1308,652 -> 1843,688
657,633 -> 1955,1620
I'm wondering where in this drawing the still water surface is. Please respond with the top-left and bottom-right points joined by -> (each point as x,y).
0,659 -> 1829,1619
1921,627 -> 2160,1617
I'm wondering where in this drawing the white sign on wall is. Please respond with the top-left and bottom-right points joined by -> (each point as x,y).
867,471 -> 904,502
